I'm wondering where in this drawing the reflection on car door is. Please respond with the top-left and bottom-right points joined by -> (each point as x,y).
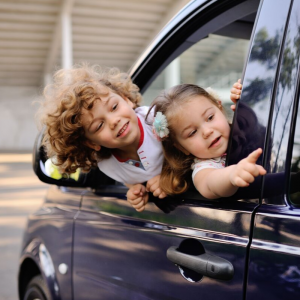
73,192 -> 253,300
246,1 -> 300,299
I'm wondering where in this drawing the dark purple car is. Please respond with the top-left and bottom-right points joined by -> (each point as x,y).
18,0 -> 300,299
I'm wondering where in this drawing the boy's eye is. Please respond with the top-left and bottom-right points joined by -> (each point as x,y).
112,103 -> 118,111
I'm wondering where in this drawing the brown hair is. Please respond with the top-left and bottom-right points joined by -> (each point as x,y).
147,84 -> 224,195
38,63 -> 142,174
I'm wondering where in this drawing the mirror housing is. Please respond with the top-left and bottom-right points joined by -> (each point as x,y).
32,127 -> 114,189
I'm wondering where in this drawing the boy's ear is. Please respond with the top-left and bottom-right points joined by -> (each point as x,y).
174,143 -> 190,155
84,140 -> 101,151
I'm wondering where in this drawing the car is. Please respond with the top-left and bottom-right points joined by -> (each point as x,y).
18,0 -> 300,299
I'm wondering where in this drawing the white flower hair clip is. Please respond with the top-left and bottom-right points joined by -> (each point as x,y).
205,87 -> 222,106
153,111 -> 169,141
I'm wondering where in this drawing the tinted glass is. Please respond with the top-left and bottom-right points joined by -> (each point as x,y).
264,0 -> 300,204
289,0 -> 300,207
228,0 -> 292,168
268,0 -> 300,173
290,96 -> 300,206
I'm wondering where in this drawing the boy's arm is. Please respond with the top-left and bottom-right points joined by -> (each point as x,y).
126,183 -> 149,212
194,148 -> 266,199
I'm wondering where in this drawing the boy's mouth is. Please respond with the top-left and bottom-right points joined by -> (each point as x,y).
117,122 -> 129,137
209,136 -> 221,148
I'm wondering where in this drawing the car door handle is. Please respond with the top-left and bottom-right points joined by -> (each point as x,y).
167,246 -> 234,280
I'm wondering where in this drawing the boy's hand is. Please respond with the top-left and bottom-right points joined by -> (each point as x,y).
230,148 -> 266,187
230,79 -> 242,111
146,175 -> 167,199
126,184 -> 149,212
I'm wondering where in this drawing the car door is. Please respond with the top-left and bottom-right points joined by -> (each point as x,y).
72,1 -> 292,299
245,0 -> 300,299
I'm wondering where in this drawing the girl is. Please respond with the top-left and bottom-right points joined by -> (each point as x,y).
149,84 -> 266,199
38,64 -> 166,211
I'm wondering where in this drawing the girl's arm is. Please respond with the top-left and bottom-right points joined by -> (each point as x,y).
193,148 -> 266,199
146,175 -> 167,199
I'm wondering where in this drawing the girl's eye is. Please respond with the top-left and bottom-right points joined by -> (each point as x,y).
95,122 -> 103,132
188,130 -> 197,137
208,114 -> 214,121
112,103 -> 118,111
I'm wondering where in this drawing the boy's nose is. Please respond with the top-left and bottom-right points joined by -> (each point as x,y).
109,117 -> 120,130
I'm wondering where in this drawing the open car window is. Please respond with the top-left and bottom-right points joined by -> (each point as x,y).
142,26 -> 254,122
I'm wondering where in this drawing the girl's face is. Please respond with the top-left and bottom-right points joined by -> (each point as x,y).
172,96 -> 230,159
81,90 -> 140,152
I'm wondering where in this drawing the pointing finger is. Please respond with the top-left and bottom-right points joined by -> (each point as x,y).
246,148 -> 263,164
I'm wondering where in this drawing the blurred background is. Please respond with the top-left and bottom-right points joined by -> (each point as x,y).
0,0 -> 191,152
0,0 -> 249,299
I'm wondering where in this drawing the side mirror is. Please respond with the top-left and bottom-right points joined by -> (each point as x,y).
32,128 -> 114,188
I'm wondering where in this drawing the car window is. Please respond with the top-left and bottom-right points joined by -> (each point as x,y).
259,0 -> 300,205
139,2 -> 259,201
142,32 -> 250,122
289,98 -> 300,207
228,0 -> 292,168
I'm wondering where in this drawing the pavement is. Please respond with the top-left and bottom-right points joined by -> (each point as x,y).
0,153 -> 48,300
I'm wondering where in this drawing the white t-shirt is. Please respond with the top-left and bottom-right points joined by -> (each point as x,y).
191,154 -> 226,183
97,106 -> 163,184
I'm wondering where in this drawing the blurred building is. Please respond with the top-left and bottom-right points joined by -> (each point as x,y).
0,0 -> 189,152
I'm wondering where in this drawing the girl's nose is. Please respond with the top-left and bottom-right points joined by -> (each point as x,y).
202,126 -> 213,138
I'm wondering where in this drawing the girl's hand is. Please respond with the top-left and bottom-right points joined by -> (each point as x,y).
126,184 -> 149,212
230,148 -> 266,187
230,79 -> 242,111
146,175 -> 167,199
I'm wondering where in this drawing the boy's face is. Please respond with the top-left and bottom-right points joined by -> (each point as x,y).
172,96 -> 230,159
81,90 -> 140,152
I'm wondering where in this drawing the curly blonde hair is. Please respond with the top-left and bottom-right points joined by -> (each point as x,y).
147,84 -> 225,195
38,64 -> 142,174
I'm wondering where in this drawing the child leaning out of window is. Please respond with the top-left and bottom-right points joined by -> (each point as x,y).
147,83 -> 266,199
38,64 -> 166,212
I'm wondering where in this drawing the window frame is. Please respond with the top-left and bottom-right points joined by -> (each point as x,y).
130,0 -> 260,93
285,62 -> 300,207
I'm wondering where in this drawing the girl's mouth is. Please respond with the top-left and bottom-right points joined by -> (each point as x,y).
209,136 -> 221,148
117,122 -> 129,137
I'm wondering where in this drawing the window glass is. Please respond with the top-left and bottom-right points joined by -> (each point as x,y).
261,0 -> 300,205
228,0 -> 292,168
289,100 -> 300,207
142,33 -> 250,122
268,0 -> 300,175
